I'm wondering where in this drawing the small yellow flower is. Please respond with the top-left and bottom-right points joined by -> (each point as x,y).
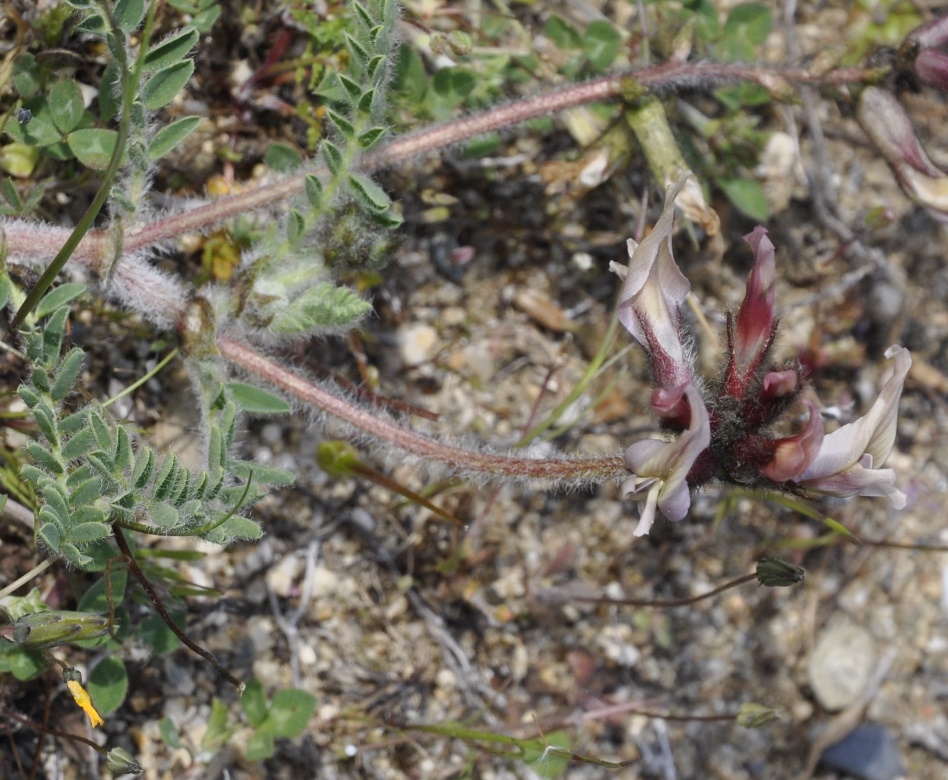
66,679 -> 104,728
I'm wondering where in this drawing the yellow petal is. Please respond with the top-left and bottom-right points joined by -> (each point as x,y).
66,680 -> 104,728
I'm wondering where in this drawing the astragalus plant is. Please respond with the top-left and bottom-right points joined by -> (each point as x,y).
0,0 -> 940,774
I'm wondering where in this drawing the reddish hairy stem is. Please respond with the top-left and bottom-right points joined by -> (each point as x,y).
217,334 -> 627,481
107,60 -> 882,256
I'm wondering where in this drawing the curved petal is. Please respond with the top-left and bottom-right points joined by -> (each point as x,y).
800,346 -> 910,481
614,178 -> 695,389
798,346 -> 911,506
761,400 -> 824,481
622,383 -> 711,534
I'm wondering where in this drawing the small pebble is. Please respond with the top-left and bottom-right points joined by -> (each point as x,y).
397,323 -> 439,366
808,620 -> 876,711
819,723 -> 904,780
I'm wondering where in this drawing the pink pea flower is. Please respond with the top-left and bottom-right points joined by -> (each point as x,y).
726,227 -> 777,397
760,400 -> 824,481
622,383 -> 711,537
609,178 -> 696,395
797,346 -> 911,508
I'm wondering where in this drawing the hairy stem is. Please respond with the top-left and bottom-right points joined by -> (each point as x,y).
108,60 -> 883,256
217,334 -> 628,482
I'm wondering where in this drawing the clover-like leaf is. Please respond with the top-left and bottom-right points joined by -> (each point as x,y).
87,656 -> 127,716
48,80 -> 86,134
67,128 -> 118,170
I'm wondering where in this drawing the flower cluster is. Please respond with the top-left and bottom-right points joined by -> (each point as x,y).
612,180 -> 911,536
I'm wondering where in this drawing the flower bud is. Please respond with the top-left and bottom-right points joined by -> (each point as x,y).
756,556 -> 805,587
8,611 -> 109,649
736,702 -> 780,728
907,14 -> 948,50
914,47 -> 948,91
106,748 -> 143,775
857,87 -> 948,222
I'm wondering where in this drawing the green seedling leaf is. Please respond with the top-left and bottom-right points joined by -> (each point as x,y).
227,382 -> 291,415
348,172 -> 391,212
148,115 -> 201,160
48,80 -> 85,134
257,689 -> 317,737
544,16 -> 581,49
143,60 -> 195,110
717,178 -> 769,222
88,656 -> 127,716
241,678 -> 268,727
582,21 -> 621,70
431,67 -> 476,108
0,589 -> 47,621
68,128 -> 119,170
724,3 -> 773,45
202,698 -> 234,751
144,28 -> 200,71
245,732 -> 275,762
159,717 -> 182,749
